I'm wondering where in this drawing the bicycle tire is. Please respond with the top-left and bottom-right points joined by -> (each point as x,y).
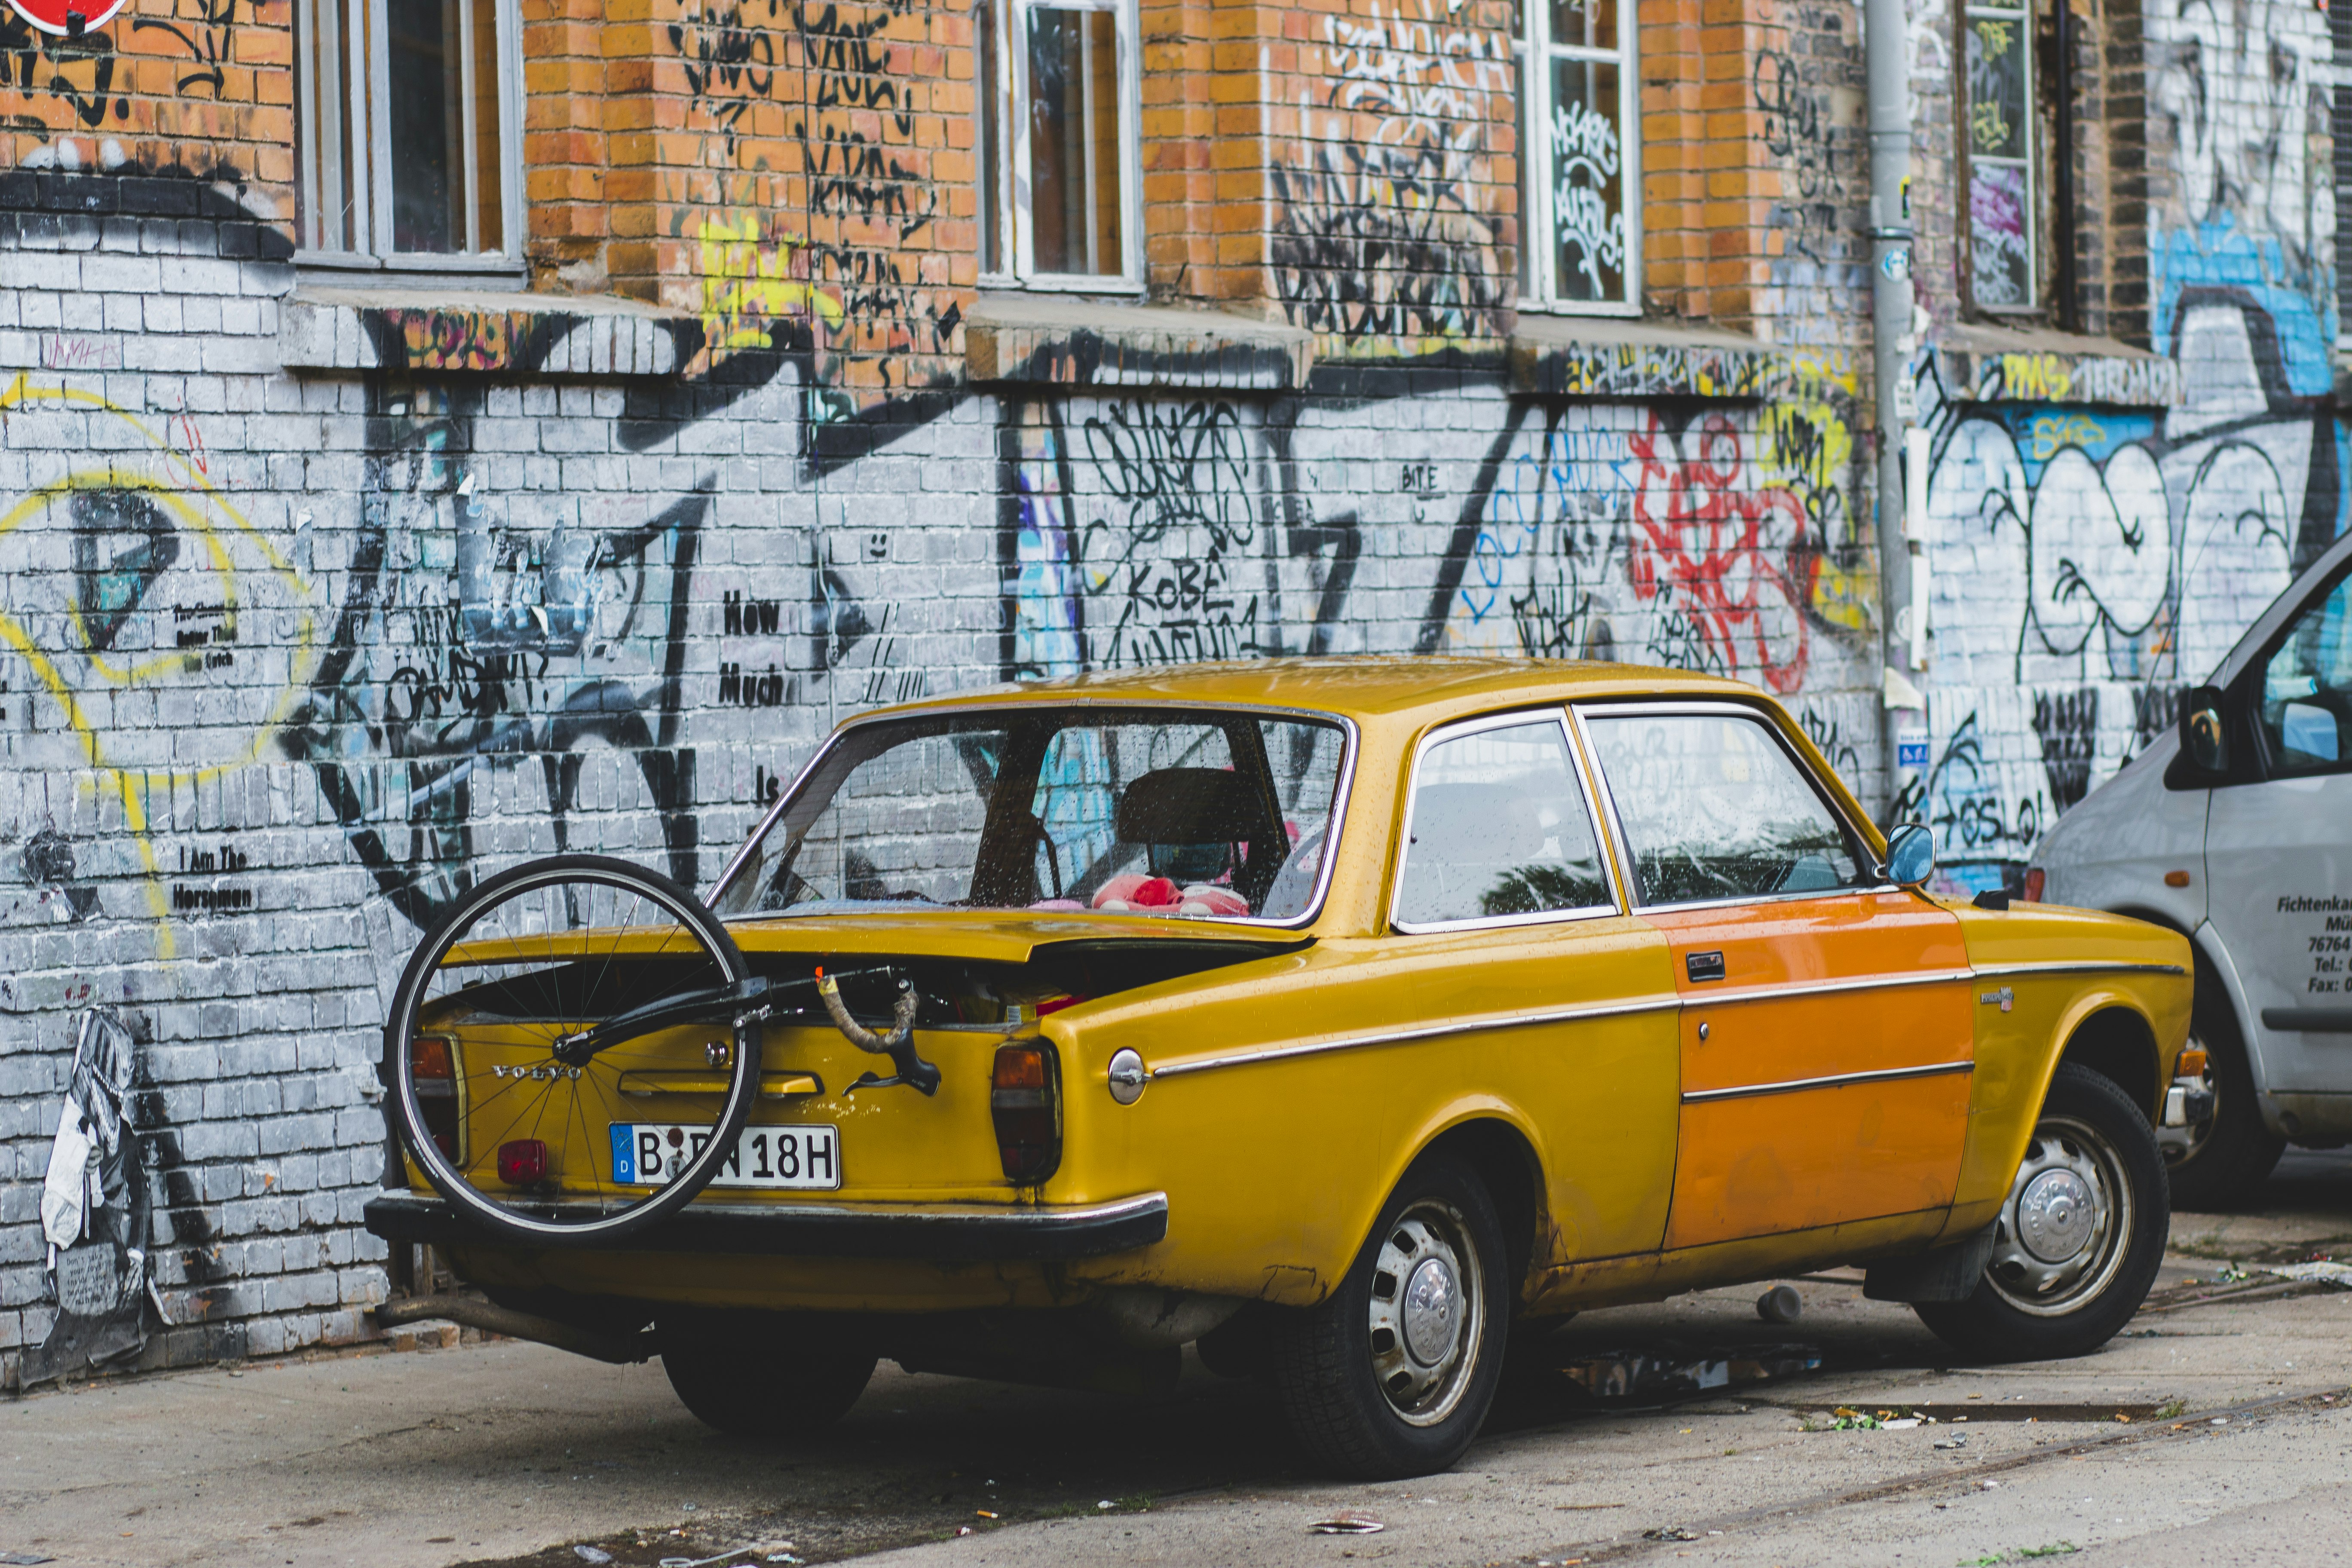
382,854 -> 763,1245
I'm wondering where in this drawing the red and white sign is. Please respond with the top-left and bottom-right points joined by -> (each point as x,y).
6,0 -> 130,37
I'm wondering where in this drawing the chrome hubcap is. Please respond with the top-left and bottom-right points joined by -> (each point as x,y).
1366,1200 -> 1484,1426
1988,1114 -> 2130,1316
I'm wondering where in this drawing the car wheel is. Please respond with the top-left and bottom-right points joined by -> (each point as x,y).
1914,1063 -> 2167,1363
1270,1152 -> 1509,1479
660,1309 -> 876,1436
2163,972 -> 2285,1211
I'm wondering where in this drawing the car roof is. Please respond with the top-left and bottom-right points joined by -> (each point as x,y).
850,656 -> 1776,726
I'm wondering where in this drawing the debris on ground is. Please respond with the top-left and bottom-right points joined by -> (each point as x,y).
2263,1261 -> 2352,1288
1641,1525 -> 1700,1541
1755,1285 -> 1804,1324
573,1550 -> 613,1565
1935,1431 -> 1969,1450
1308,1511 -> 1386,1534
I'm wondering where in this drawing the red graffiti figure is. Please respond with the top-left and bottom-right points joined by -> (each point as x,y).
1626,412 -> 1817,693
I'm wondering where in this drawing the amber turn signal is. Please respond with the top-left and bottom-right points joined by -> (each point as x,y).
991,1042 -> 1062,1185
2178,1048 -> 2208,1078
497,1138 -> 550,1186
2164,870 -> 2192,888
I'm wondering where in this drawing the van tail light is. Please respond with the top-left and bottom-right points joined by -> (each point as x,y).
497,1139 -> 550,1186
2021,867 -> 2046,903
408,1034 -> 461,1162
991,1042 -> 1062,1185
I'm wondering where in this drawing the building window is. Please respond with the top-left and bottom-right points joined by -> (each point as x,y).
1962,0 -> 2036,309
1516,0 -> 1638,313
979,0 -> 1142,288
296,0 -> 522,266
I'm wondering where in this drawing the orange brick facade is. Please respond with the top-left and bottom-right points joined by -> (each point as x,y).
1,0 -> 1876,373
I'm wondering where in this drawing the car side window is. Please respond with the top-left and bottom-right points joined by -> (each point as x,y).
2256,569 -> 2352,776
1583,710 -> 1863,906
1393,717 -> 1611,928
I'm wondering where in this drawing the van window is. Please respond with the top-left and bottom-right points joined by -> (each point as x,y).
2259,569 -> 2352,775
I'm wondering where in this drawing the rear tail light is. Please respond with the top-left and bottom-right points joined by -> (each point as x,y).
2021,867 -> 2046,903
408,1034 -> 460,1161
497,1139 -> 550,1186
991,1042 -> 1062,1185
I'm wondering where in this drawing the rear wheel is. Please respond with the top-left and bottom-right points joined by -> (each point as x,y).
2163,972 -> 2285,1210
1914,1064 -> 2167,1362
383,855 -> 763,1245
661,1308 -> 876,1435
1270,1153 -> 1508,1479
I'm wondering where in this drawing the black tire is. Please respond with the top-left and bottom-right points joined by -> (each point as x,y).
2164,968 -> 2285,1211
383,854 -> 762,1245
661,1308 -> 876,1435
1914,1063 -> 2168,1363
1270,1152 -> 1509,1479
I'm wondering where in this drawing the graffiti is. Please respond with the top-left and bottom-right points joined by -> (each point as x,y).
1272,0 -> 1510,350
669,0 -> 781,157
129,0 -> 235,96
698,212 -> 844,373
1550,101 -> 1626,295
279,384 -> 710,931
1754,51 -> 1833,203
790,0 -> 956,407
0,12 -> 128,129
28,1008 -> 152,1384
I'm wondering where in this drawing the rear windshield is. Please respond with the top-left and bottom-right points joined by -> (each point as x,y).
711,706 -> 1350,924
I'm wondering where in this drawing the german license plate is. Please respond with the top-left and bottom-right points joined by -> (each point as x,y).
609,1123 -> 841,1190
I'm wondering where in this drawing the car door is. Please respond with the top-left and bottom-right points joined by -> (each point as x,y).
2203,560 -> 2352,1095
1384,709 -> 1682,1264
1577,702 -> 1974,1251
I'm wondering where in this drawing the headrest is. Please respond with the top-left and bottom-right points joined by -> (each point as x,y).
1407,783 -> 1546,864
1115,768 -> 1277,845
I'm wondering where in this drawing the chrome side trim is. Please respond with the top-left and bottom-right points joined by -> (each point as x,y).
1694,968 -> 1974,1007
1969,960 -> 2189,980
1146,993 -> 1684,1080
1681,1059 -> 1975,1104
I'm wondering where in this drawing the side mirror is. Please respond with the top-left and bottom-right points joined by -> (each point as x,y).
1883,822 -> 1936,888
2179,684 -> 2228,773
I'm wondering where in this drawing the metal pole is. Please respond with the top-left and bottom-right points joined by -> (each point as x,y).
1865,0 -> 1920,818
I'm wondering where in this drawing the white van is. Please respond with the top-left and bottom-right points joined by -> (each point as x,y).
2029,527 -> 2352,1207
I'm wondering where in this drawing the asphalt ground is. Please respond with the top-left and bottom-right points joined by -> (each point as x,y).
8,1151 -> 2352,1568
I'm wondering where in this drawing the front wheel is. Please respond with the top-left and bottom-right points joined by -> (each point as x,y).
2162,972 -> 2285,1210
1914,1063 -> 2167,1362
1270,1152 -> 1509,1479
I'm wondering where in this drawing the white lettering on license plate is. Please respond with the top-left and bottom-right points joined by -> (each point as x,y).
609,1123 -> 841,1190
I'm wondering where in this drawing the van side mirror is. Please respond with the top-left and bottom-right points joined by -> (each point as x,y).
2180,685 -> 2228,773
1883,822 -> 1936,888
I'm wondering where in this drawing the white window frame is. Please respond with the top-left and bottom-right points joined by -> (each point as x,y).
1516,0 -> 1641,315
978,0 -> 1145,293
295,0 -> 525,272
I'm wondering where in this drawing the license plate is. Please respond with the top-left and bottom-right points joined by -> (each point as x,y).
609,1123 -> 841,1190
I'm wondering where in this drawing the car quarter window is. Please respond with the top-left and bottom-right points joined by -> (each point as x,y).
1393,716 -> 1611,928
1582,709 -> 1863,906
2255,567 -> 2352,776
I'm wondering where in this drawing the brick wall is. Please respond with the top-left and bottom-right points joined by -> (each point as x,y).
0,0 -> 2337,1384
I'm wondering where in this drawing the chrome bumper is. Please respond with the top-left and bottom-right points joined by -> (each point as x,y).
362,1189 -> 1169,1260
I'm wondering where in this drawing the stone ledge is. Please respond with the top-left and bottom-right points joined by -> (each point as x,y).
1508,314 -> 1843,399
279,286 -> 695,376
1930,322 -> 2180,407
964,294 -> 1315,391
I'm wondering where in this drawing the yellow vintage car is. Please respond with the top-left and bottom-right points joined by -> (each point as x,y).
368,658 -> 2188,1478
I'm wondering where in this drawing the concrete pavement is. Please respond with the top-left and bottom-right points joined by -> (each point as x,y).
6,1153 -> 2351,1568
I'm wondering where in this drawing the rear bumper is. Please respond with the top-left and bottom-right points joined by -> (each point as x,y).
362,1189 -> 1169,1261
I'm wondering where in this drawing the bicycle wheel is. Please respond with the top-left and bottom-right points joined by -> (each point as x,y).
382,854 -> 766,1244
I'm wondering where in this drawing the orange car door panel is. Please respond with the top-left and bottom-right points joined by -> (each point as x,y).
1650,899 -> 1972,1248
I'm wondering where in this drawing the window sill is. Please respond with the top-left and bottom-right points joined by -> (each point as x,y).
280,284 -> 696,377
1928,321 -> 2180,407
1508,315 -> 1834,400
964,293 -> 1315,391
